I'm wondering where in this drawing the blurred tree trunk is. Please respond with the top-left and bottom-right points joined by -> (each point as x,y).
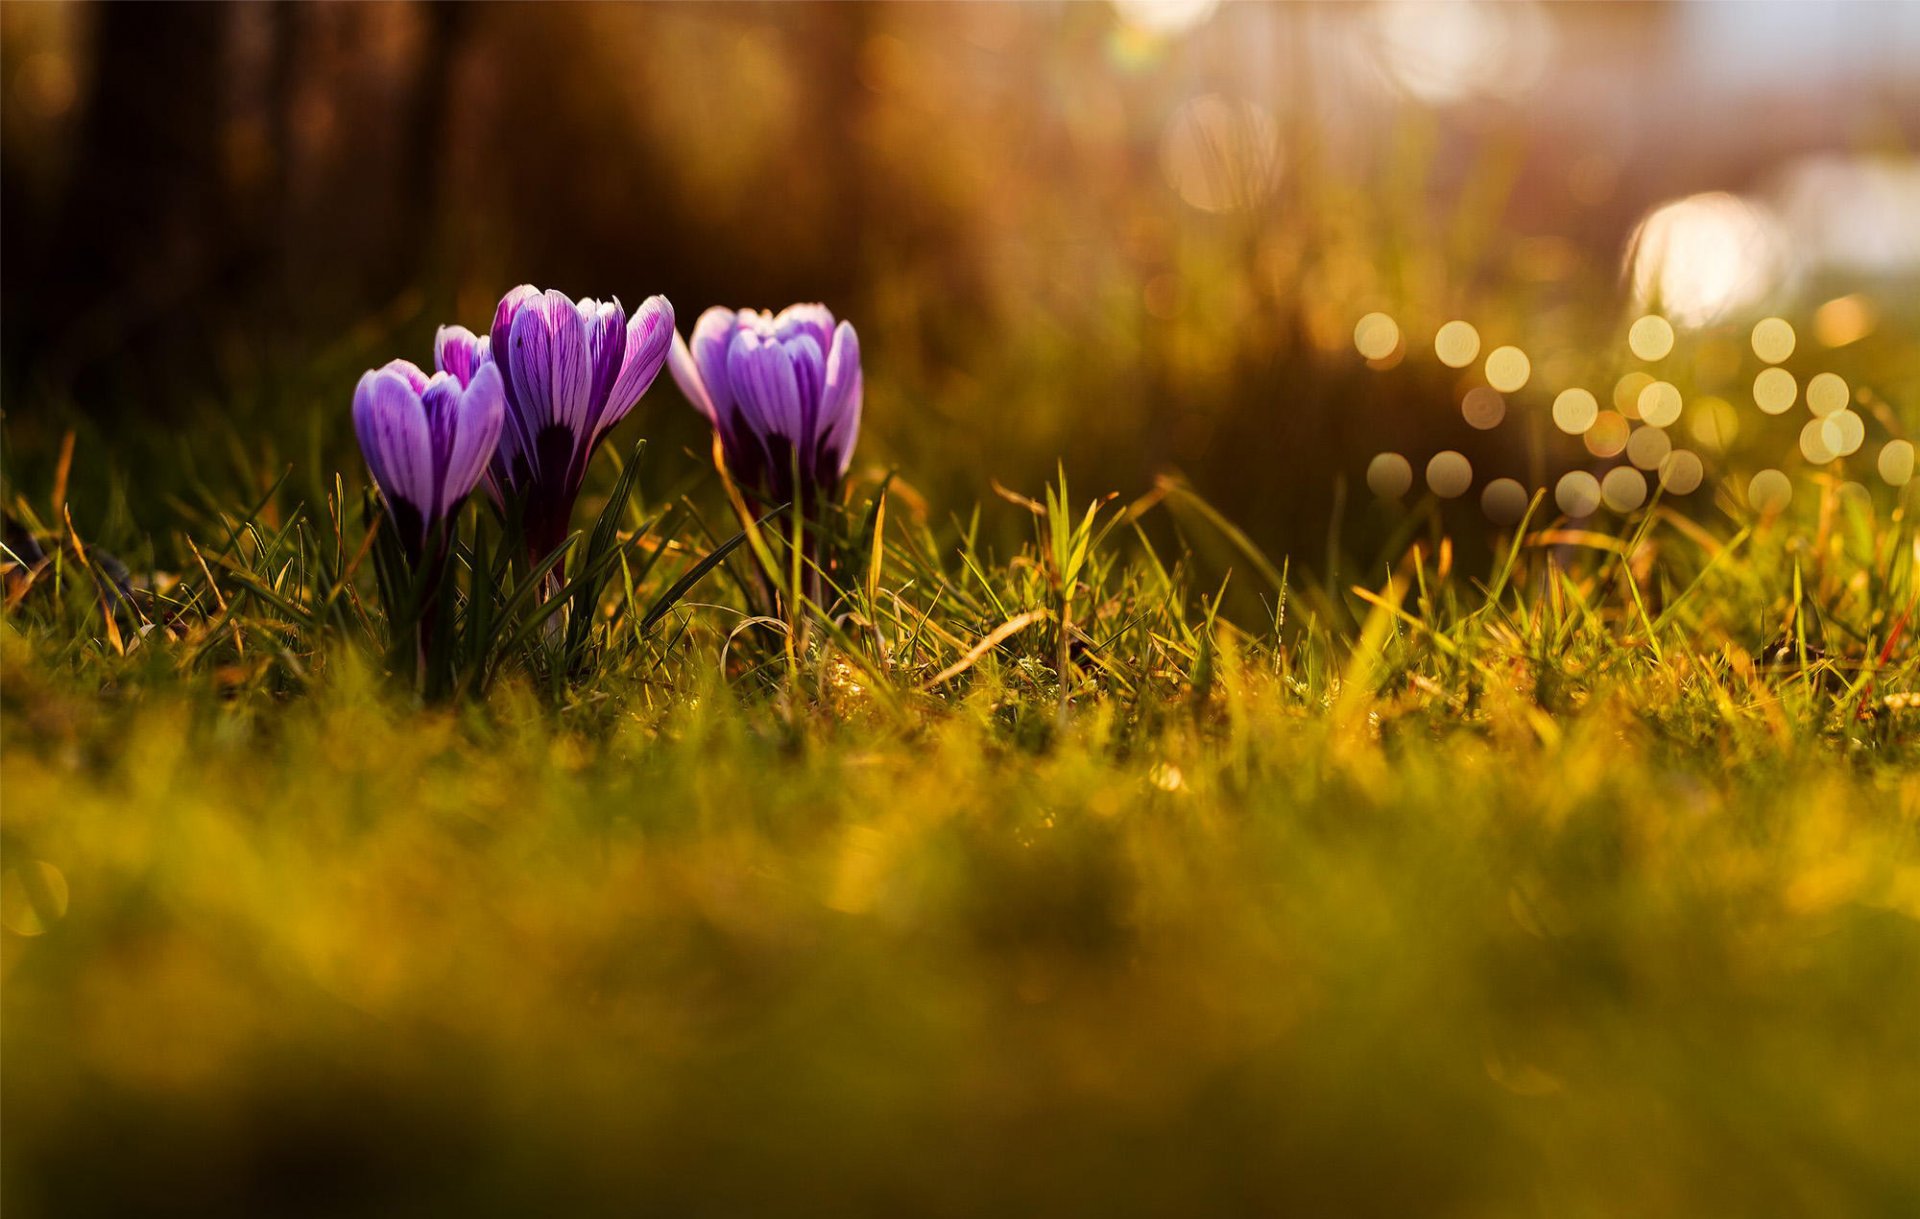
799,1 -> 871,309
42,4 -> 233,414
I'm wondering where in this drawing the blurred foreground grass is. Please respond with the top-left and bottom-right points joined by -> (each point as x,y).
6,461 -> 1920,1216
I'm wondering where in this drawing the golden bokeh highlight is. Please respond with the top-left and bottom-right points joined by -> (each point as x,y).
1114,0 -> 1220,36
1658,449 -> 1705,495
1613,371 -> 1654,419
1748,469 -> 1792,514
1434,320 -> 1482,369
1161,94 -> 1281,213
1601,467 -> 1647,513
1354,312 -> 1401,361
1628,314 -> 1675,361
1485,346 -> 1531,393
1799,418 -> 1836,465
1877,440 -> 1914,488
1821,410 -> 1864,458
1814,295 -> 1876,348
1584,411 -> 1629,458
1626,425 -> 1672,471
1426,450 -> 1473,499
1555,470 -> 1601,517
1481,478 -> 1529,525
1805,372 -> 1849,417
1636,380 -> 1683,428
1628,192 -> 1787,326
1366,451 -> 1413,499
1461,386 -> 1506,430
1552,388 -> 1598,435
1687,396 -> 1739,450
1750,317 -> 1796,364
1753,367 -> 1797,415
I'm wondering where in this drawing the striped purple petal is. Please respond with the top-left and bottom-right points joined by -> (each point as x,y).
727,328 -> 803,442
382,358 -> 432,396
578,298 -> 628,440
784,333 -> 826,463
353,366 -> 435,536
599,295 -> 673,442
489,285 -> 544,481
819,321 -> 862,477
442,362 -> 506,517
773,303 -> 835,358
434,326 -> 491,389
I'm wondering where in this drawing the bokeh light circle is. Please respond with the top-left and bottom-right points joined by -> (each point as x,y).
1614,370 -> 1654,418
1354,313 -> 1401,361
1481,478 -> 1529,525
1368,0 -> 1555,106
1806,372 -> 1850,418
1800,418 -> 1836,465
1637,380 -> 1682,428
1821,409 -> 1864,458
1751,317 -> 1796,364
1601,466 -> 1647,513
1877,440 -> 1914,488
1687,396 -> 1739,451
1628,192 -> 1789,327
1584,411 -> 1630,458
1114,0 -> 1220,36
1367,452 -> 1413,499
1434,320 -> 1482,369
1461,387 -> 1506,430
1555,471 -> 1601,518
1552,388 -> 1598,435
1753,368 -> 1797,415
1748,469 -> 1792,514
1626,425 -> 1672,471
1485,346 -> 1531,393
1628,315 -> 1675,361
1427,451 -> 1473,499
1658,449 -> 1705,495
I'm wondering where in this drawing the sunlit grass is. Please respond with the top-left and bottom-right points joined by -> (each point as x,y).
6,429 -> 1920,1214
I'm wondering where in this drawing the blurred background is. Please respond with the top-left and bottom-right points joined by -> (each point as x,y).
3,0 -> 1918,560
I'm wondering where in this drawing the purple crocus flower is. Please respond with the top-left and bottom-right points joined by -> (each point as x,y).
468,286 -> 673,562
353,358 -> 506,562
668,304 -> 862,512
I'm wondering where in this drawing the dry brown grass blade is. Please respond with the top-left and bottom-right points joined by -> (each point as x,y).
920,608 -> 1047,691
63,503 -> 124,656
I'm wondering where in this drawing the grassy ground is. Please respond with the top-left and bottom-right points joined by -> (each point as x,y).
6,452 -> 1920,1216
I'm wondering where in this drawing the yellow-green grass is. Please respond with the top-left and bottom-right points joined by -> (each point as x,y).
6,467 -> 1920,1216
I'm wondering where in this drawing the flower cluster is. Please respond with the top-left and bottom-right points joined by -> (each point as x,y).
351,358 -> 505,563
354,287 -> 863,580
669,304 -> 862,514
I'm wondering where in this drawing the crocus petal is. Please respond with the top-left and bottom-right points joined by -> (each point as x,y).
773,303 -> 835,357
544,290 -> 595,438
819,320 -> 862,475
434,326 -> 491,388
506,292 -> 591,452
380,358 -> 432,396
689,307 -> 738,421
783,333 -> 826,449
489,285 -> 544,468
578,298 -> 627,437
599,295 -> 673,439
420,372 -> 465,515
670,331 -> 716,423
353,367 -> 434,528
443,363 -> 506,516
727,329 -> 803,443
